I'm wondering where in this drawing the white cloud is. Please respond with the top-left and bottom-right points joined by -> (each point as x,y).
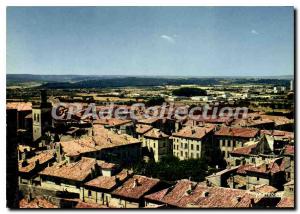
160,34 -> 175,43
251,29 -> 259,35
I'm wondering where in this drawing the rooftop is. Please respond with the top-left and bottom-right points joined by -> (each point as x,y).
144,128 -> 169,139
172,124 -> 215,140
112,175 -> 160,199
19,150 -> 55,173
276,197 -> 294,208
6,102 -> 32,111
93,118 -> 132,127
135,124 -> 153,134
84,169 -> 131,190
145,179 -> 260,208
39,157 -> 97,181
60,125 -> 140,157
19,197 -> 57,208
215,127 -> 259,138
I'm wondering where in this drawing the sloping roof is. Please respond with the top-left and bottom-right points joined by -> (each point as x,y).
239,158 -> 285,175
144,128 -> 169,139
253,184 -> 278,194
276,197 -> 294,208
144,179 -> 260,208
135,124 -> 153,134
19,197 -> 57,208
60,126 -> 140,157
138,117 -> 161,124
215,127 -> 259,138
19,150 -> 55,173
75,201 -> 108,208
260,115 -> 293,126
84,169 -> 131,190
283,145 -> 294,156
7,102 -> 32,111
230,143 -> 258,156
93,118 -> 131,127
260,130 -> 294,140
112,175 -> 160,199
172,124 -> 215,140
39,157 -> 97,181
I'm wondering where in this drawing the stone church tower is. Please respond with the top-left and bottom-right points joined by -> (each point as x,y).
32,90 -> 52,142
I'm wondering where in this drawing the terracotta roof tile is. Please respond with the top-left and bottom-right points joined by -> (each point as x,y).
19,197 -> 57,208
276,197 -> 294,208
84,169 -> 131,190
39,157 -> 97,181
7,102 -> 32,111
60,126 -> 140,157
144,128 -> 169,139
19,150 -> 55,173
215,127 -> 259,138
172,124 -> 215,140
135,124 -> 153,134
112,175 -> 160,199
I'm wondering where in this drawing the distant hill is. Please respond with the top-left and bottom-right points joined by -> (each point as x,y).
6,74 -> 293,89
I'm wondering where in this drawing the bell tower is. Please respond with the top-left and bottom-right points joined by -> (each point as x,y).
32,90 -> 52,142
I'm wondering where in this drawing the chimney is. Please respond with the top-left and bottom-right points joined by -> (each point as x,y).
132,178 -> 139,188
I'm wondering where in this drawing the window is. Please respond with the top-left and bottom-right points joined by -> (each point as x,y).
153,142 -> 156,148
191,153 -> 194,158
185,144 -> 188,149
197,145 -> 200,151
37,114 -> 40,122
34,114 -> 36,121
233,141 -> 236,147
177,145 -> 179,150
197,153 -> 200,158
180,151 -> 183,156
173,144 -> 176,150
222,140 -> 225,147
181,143 -> 183,149
185,152 -> 188,158
256,177 -> 259,181
191,144 -> 194,150
88,190 -> 92,198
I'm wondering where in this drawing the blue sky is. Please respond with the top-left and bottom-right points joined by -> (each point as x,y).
7,7 -> 294,76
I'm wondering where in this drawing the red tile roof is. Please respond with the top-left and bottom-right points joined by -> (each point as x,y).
172,124 -> 215,140
75,201 -> 108,208
84,169 -> 131,190
19,197 -> 57,208
7,102 -> 32,111
215,127 -> 259,138
19,150 -> 55,173
144,179 -> 260,208
112,175 -> 160,199
93,118 -> 131,127
230,143 -> 258,156
276,197 -> 294,208
260,130 -> 294,139
239,158 -> 285,175
144,128 -> 169,139
260,115 -> 293,126
283,145 -> 294,156
253,184 -> 278,194
39,157 -> 97,181
60,126 -> 140,157
135,124 -> 153,135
